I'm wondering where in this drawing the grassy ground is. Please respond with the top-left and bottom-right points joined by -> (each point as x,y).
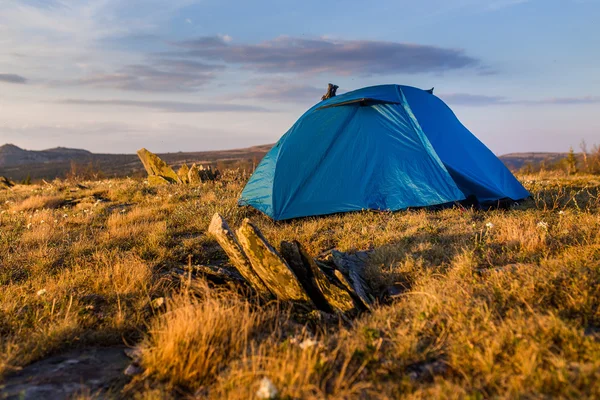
0,171 -> 599,399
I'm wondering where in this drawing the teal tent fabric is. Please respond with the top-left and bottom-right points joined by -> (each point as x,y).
240,84 -> 529,220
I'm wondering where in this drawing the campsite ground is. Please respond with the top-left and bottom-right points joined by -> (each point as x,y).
0,171 -> 599,399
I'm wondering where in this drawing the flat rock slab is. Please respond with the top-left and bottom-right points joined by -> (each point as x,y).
1,346 -> 129,400
237,219 -> 311,303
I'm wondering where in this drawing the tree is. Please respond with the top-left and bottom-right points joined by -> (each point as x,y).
21,173 -> 31,185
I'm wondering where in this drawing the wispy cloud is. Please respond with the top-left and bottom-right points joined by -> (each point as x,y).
173,36 -> 483,76
439,93 -> 509,106
59,99 -> 271,113
440,92 -> 600,106
60,59 -> 225,92
0,73 -> 27,84
223,80 -> 326,103
530,96 -> 600,105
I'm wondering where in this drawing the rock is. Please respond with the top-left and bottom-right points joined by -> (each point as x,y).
123,363 -> 142,377
334,270 -> 370,311
256,377 -> 278,399
123,348 -> 142,362
280,241 -> 355,313
188,163 -> 202,184
0,346 -> 129,400
208,213 -> 271,296
198,164 -> 220,181
177,163 -> 190,184
331,250 -> 374,310
236,219 -> 311,303
136,148 -> 180,183
150,297 -> 165,309
147,175 -> 171,186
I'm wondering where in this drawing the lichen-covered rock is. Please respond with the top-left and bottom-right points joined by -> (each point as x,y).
334,270 -> 370,311
188,163 -> 202,184
236,219 -> 311,303
280,241 -> 355,313
136,148 -> 180,183
177,163 -> 190,184
280,241 -> 332,312
208,213 -> 271,296
147,175 -> 171,185
331,250 -> 374,310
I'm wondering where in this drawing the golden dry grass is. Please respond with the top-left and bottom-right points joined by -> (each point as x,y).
0,171 -> 599,399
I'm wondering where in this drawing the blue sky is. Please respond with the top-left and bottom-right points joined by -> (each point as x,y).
1,0 -> 598,154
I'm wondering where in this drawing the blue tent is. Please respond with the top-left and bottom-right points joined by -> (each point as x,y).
239,84 -> 529,220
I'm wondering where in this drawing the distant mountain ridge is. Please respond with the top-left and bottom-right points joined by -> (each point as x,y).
0,143 -> 570,181
0,143 -> 273,181
0,144 -> 92,168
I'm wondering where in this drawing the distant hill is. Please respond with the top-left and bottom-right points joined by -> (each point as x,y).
0,143 -> 573,182
0,144 -> 92,167
0,144 -> 273,181
498,152 -> 571,171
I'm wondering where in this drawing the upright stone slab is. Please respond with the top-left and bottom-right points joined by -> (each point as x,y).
178,163 -> 190,184
136,148 -> 181,183
281,241 -> 355,313
208,213 -> 271,296
236,219 -> 311,303
280,241 -> 332,312
332,250 -> 374,311
334,270 -> 370,311
147,175 -> 171,185
188,164 -> 202,184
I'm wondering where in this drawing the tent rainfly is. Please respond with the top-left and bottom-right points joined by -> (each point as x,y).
239,84 -> 530,220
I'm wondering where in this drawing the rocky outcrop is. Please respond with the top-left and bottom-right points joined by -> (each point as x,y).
136,148 -> 181,184
136,148 -> 219,185
207,213 -> 377,315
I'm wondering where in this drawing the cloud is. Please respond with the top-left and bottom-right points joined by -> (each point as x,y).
0,73 -> 27,84
439,93 -> 600,106
224,80 -> 326,103
530,96 -> 600,105
65,59 -> 225,92
59,99 -> 271,113
439,93 -> 509,106
173,36 -> 482,76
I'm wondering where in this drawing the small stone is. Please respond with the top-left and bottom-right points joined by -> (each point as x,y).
150,297 -> 165,309
298,338 -> 318,350
124,363 -> 142,376
124,348 -> 142,362
256,377 -> 278,399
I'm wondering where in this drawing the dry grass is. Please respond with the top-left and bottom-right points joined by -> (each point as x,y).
0,171 -> 599,399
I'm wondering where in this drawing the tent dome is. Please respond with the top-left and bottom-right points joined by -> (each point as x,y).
239,84 -> 529,220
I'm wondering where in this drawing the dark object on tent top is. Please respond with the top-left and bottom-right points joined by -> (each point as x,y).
425,87 -> 434,94
321,83 -> 339,101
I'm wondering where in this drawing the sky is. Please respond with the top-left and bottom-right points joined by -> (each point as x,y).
0,0 -> 599,155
